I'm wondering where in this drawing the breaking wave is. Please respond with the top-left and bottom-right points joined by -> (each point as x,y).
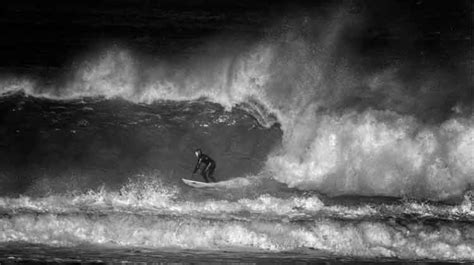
268,111 -> 474,199
0,11 -> 472,201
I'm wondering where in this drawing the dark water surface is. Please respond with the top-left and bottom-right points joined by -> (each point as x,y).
0,244 -> 470,264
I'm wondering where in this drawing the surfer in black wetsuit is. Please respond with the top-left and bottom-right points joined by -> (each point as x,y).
193,149 -> 217,183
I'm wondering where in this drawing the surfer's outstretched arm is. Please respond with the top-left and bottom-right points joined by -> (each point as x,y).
193,157 -> 202,174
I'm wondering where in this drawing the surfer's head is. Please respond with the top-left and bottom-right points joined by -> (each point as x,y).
194,149 -> 202,158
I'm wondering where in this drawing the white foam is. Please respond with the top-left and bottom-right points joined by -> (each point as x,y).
267,111 -> 474,199
0,208 -> 472,260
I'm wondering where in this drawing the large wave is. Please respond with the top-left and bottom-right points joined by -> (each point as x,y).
0,10 -> 472,200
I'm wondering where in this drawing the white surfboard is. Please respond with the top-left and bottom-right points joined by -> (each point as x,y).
182,177 -> 252,189
182,178 -> 220,188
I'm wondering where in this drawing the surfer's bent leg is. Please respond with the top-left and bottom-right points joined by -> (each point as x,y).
200,167 -> 209,183
207,163 -> 216,183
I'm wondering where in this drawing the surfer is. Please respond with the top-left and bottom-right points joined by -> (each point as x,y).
192,149 -> 217,183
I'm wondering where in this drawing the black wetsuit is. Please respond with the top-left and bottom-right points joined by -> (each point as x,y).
193,153 -> 216,183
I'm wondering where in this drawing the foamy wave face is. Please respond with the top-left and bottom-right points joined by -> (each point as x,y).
267,111 -> 474,199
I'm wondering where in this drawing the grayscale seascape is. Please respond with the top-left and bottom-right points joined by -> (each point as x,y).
0,0 -> 472,263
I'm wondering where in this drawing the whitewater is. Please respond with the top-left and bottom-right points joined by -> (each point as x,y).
0,9 -> 472,263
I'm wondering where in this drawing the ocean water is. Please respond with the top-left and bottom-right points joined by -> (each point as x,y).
0,2 -> 472,263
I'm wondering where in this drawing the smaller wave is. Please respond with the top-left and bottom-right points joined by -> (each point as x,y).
0,209 -> 472,260
0,177 -> 472,220
0,176 -> 324,218
0,178 -> 472,260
